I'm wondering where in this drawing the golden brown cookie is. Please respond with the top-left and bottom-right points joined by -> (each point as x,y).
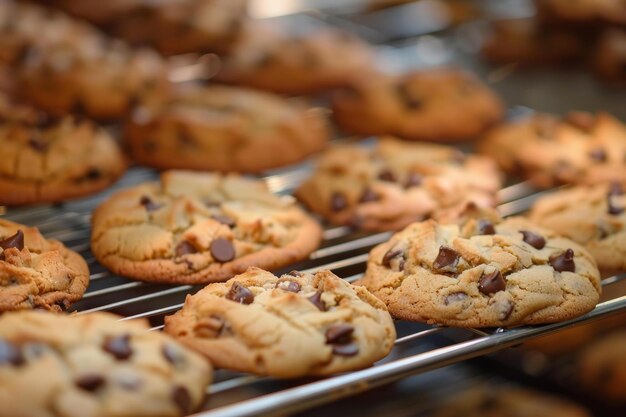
91,171 -> 323,285
164,267 -> 395,378
125,84 -> 329,173
331,68 -> 503,142
0,219 -> 89,312
359,215 -> 601,328
295,137 -> 502,232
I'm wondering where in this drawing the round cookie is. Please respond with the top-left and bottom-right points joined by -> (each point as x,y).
295,137 -> 502,232
577,331 -> 626,404
0,310 -> 212,417
0,219 -> 89,312
91,170 -> 323,285
479,111 -> 626,188
359,216 -> 601,328
331,68 -> 503,142
125,85 -> 329,173
164,267 -> 396,378
434,384 -> 591,417
0,95 -> 127,205
529,184 -> 626,276
215,24 -> 375,94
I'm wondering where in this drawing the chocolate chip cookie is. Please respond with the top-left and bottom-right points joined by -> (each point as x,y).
295,137 -> 502,232
0,310 -> 212,416
434,384 -> 591,417
0,96 -> 127,205
359,215 -> 601,327
0,219 -> 89,312
125,85 -> 329,173
478,111 -> 626,188
578,331 -> 626,404
91,171 -> 323,284
215,24 -> 375,94
164,267 -> 396,378
332,68 -> 503,142
529,183 -> 626,276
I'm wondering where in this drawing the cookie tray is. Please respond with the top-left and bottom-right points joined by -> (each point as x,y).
4,166 -> 625,417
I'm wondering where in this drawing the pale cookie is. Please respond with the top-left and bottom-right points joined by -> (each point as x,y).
434,384 -> 591,417
0,219 -> 89,312
164,267 -> 396,378
578,331 -> 626,404
332,68 -> 503,142
479,111 -> 626,188
91,171 -> 323,284
359,216 -> 601,327
216,24 -> 375,94
295,137 -> 502,232
0,311 -> 212,417
125,85 -> 329,173
529,184 -> 626,276
0,95 -> 127,205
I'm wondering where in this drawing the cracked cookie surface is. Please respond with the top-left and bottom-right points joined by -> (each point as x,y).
295,137 -> 502,232
164,267 -> 395,378
332,68 -> 503,142
479,111 -> 626,188
91,171 -> 323,284
0,95 -> 127,205
529,183 -> 626,276
126,85 -> 329,173
0,219 -> 89,312
0,310 -> 212,417
359,216 -> 601,327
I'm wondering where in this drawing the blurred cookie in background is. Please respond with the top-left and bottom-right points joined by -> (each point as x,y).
592,28 -> 626,87
578,330 -> 626,404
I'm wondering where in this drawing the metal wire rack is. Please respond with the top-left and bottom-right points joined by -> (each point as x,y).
4,166 -> 626,417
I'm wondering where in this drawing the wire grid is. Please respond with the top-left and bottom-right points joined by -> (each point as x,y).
4,166 -> 626,416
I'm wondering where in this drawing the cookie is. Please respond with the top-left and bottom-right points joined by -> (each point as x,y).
578,331 -> 626,404
0,219 -> 89,312
91,171 -> 323,285
479,111 -> 626,188
164,267 -> 396,378
215,24 -> 375,94
0,310 -> 212,416
295,137 -> 502,232
359,215 -> 601,327
529,184 -> 626,276
0,96 -> 127,205
331,68 -> 503,142
592,28 -> 626,87
536,0 -> 626,26
125,84 -> 329,173
433,384 -> 591,417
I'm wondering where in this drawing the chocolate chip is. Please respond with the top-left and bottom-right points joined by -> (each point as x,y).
588,148 -> 607,162
378,170 -> 396,182
520,230 -> 546,249
477,219 -> 496,235
382,248 -> 403,270
395,83 -> 422,109
358,187 -> 379,203
0,230 -> 24,251
332,343 -> 359,356
325,324 -> 354,344
75,374 -> 105,392
404,172 -> 423,188
210,238 -> 235,263
139,195 -> 161,212
172,385 -> 191,414
35,112 -> 58,129
212,214 -> 236,228
0,340 -> 24,366
28,134 -> 48,152
85,168 -> 101,180
549,249 -> 575,272
444,292 -> 468,305
225,282 -> 254,304
478,270 -> 506,295
276,279 -> 301,293
330,192 -> 348,212
308,290 -> 326,311
162,343 -> 185,366
433,246 -> 460,273
175,241 -> 197,257
102,334 -> 133,360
